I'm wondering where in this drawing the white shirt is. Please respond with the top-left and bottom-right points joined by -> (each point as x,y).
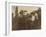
31,15 -> 35,21
35,13 -> 38,19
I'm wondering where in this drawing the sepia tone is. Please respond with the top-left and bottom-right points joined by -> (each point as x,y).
12,6 -> 41,30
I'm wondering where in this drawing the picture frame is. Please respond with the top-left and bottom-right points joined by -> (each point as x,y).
5,1 -> 44,35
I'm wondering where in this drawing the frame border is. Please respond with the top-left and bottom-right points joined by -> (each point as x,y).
5,1 -> 44,35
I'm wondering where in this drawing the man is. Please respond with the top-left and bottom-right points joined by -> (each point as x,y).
31,11 -> 38,22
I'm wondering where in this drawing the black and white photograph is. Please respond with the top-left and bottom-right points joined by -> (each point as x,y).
12,6 -> 41,30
